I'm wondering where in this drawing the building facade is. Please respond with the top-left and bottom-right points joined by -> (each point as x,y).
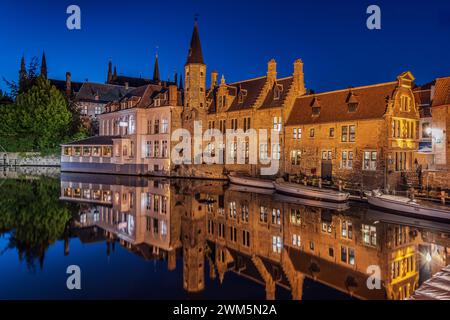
285,72 -> 419,190
61,83 -> 183,175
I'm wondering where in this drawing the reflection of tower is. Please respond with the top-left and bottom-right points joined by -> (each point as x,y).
181,193 -> 206,293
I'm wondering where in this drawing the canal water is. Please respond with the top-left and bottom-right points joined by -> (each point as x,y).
0,170 -> 448,300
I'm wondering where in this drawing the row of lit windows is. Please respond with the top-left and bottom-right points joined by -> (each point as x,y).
289,149 -> 377,171
292,125 -> 355,141
63,146 -> 112,157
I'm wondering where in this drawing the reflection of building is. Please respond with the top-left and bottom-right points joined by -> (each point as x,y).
60,173 -> 181,264
60,174 -> 449,299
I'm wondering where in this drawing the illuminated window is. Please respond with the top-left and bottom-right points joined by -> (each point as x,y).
363,151 -> 377,171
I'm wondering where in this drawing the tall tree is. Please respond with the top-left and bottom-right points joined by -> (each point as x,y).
3,56 -> 39,99
0,77 -> 72,151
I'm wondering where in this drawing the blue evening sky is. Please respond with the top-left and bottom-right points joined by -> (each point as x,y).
1,0 -> 449,93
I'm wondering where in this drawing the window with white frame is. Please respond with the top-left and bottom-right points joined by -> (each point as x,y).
272,143 -> 281,160
260,143 -> 268,161
291,150 -> 301,165
145,141 -> 152,158
161,140 -> 168,158
161,119 -> 169,133
128,115 -> 135,134
321,150 -> 332,160
341,150 -> 353,169
273,117 -> 282,132
363,151 -> 377,171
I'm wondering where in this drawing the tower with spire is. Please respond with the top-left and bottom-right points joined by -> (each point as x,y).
153,53 -> 160,82
107,59 -> 113,83
184,18 -> 206,113
40,51 -> 47,79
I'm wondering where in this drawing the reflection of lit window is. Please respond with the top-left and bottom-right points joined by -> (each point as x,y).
259,206 -> 268,223
63,147 -> 72,156
161,220 -> 167,236
290,209 -> 301,225
73,188 -> 81,198
272,209 -> 281,225
92,190 -> 101,200
362,224 -> 377,246
272,236 -> 282,253
322,222 -> 332,234
83,189 -> 91,199
83,147 -> 91,156
64,188 -> 72,197
292,234 -> 301,247
422,122 -> 431,139
102,191 -> 112,202
341,220 -> 353,239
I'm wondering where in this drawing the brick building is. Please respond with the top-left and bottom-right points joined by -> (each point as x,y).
285,72 -> 419,190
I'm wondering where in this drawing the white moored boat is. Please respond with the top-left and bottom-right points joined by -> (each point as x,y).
366,190 -> 450,222
228,172 -> 275,189
273,180 -> 350,202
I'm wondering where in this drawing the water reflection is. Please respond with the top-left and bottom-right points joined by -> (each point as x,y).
1,172 -> 449,300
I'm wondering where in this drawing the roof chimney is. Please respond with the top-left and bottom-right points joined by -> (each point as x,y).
125,82 -> 129,90
293,59 -> 306,96
169,85 -> 178,105
211,70 -> 218,90
267,59 -> 277,84
65,72 -> 72,97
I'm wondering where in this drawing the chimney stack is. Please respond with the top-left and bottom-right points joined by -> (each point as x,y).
267,59 -> 277,84
293,59 -> 306,96
211,70 -> 218,90
125,82 -> 129,90
65,72 -> 72,97
169,85 -> 178,105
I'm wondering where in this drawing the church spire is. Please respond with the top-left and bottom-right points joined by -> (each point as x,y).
186,18 -> 204,65
179,73 -> 183,90
40,51 -> 47,79
153,53 -> 160,82
113,66 -> 117,80
107,59 -> 113,83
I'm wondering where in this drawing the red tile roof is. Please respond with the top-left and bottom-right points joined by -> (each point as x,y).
259,77 -> 293,110
286,82 -> 398,126
226,76 -> 267,112
432,76 -> 450,107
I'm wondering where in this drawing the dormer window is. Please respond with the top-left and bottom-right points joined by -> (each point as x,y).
274,84 -> 283,100
348,102 -> 358,112
238,89 -> 247,104
311,97 -> 320,116
154,99 -> 161,107
346,92 -> 359,112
